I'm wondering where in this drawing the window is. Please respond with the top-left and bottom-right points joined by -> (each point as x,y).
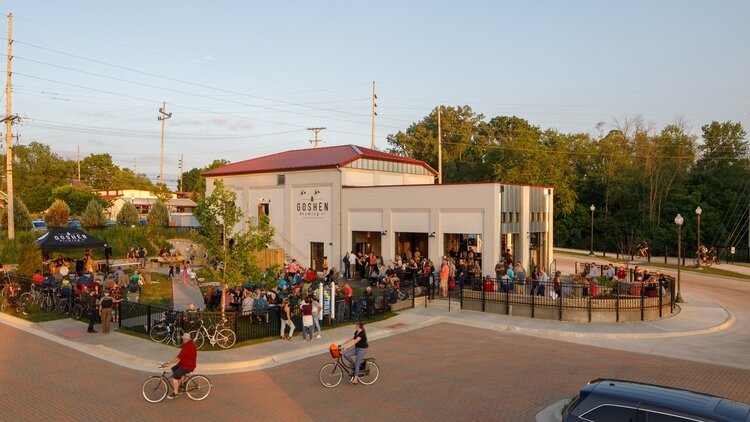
641,410 -> 695,422
277,174 -> 285,185
582,405 -> 637,422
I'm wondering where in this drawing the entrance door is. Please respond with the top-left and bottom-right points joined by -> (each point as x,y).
310,242 -> 324,272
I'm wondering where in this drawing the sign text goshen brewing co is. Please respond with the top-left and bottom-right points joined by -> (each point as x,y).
297,200 -> 329,218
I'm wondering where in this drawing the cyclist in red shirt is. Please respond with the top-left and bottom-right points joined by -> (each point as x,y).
163,332 -> 197,399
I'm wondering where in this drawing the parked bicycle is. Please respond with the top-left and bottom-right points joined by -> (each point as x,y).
0,294 -> 28,315
319,345 -> 379,388
187,319 -> 236,349
141,366 -> 211,402
149,310 -> 186,347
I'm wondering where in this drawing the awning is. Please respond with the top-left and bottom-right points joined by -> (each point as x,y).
35,228 -> 107,250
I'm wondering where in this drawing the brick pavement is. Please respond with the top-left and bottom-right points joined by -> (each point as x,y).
2,322 -> 749,421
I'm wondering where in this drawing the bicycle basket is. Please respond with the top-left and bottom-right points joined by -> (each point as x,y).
329,343 -> 340,358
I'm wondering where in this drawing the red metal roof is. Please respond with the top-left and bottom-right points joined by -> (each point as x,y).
203,144 -> 437,177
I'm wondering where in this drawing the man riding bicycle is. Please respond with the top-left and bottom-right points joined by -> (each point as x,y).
163,332 -> 197,399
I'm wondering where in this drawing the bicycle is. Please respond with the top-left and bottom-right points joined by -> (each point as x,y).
187,319 -> 236,349
0,294 -> 28,315
149,310 -> 186,347
319,345 -> 380,388
141,366 -> 212,403
633,247 -> 649,260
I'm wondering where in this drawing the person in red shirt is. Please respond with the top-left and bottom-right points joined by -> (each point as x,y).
305,267 -> 317,283
163,332 -> 197,399
32,270 -> 44,285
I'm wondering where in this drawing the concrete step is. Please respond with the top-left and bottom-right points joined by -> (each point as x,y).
425,298 -> 462,311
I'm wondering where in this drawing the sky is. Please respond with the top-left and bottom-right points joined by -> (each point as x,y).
1,1 -> 748,189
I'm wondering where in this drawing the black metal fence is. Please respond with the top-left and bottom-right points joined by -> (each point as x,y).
458,276 -> 676,322
118,286 -> 417,345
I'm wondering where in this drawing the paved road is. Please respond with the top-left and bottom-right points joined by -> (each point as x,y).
3,321 -> 750,422
554,253 -> 750,368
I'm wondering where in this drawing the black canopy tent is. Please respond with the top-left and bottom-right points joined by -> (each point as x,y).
35,228 -> 107,251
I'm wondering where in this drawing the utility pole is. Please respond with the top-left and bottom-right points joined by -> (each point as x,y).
158,102 -> 172,184
133,158 -> 137,173
178,154 -> 184,192
371,81 -> 377,149
77,145 -> 81,181
437,106 -> 442,184
5,13 -> 16,239
307,127 -> 326,148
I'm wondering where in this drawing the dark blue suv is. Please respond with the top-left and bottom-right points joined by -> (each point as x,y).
563,379 -> 750,421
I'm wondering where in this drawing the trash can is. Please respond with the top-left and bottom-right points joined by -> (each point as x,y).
629,281 -> 642,296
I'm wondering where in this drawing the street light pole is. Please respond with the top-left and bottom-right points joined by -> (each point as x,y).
695,206 -> 702,267
589,204 -> 596,256
675,213 -> 684,303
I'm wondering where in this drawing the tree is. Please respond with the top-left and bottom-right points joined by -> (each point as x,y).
151,183 -> 173,203
51,185 -> 106,217
11,142 -> 72,212
0,198 -> 32,231
81,199 -> 106,228
387,105 -> 484,182
45,200 -> 71,227
80,153 -> 119,190
117,202 -> 139,226
148,201 -> 170,227
194,179 -> 275,286
182,159 -> 230,201
16,237 -> 43,277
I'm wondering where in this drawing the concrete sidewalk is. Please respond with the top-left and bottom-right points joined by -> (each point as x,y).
0,287 -> 734,375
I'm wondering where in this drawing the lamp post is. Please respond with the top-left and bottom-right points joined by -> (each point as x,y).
675,213 -> 684,303
589,204 -> 596,256
695,206 -> 702,267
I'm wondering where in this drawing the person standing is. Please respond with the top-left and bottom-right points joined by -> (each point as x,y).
439,259 -> 449,298
87,289 -> 99,333
127,271 -> 142,303
110,284 -> 122,322
311,295 -> 322,339
341,321 -> 369,385
343,252 -> 351,279
279,298 -> 295,340
98,290 -> 115,334
301,296 -> 314,341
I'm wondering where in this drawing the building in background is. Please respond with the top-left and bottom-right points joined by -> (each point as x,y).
203,144 -> 554,275
95,189 -> 199,228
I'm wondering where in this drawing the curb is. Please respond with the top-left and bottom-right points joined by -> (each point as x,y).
0,300 -> 736,375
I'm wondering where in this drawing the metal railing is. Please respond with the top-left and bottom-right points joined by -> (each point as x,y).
459,276 -> 675,322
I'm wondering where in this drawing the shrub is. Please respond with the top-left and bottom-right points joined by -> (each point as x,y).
0,198 -> 32,231
81,199 -> 105,228
117,202 -> 139,226
45,199 -> 70,227
16,238 -> 43,277
148,201 -> 170,227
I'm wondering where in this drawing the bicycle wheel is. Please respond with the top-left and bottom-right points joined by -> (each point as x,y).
18,292 -> 32,307
191,330 -> 206,349
319,363 -> 343,388
705,259 -> 713,268
216,328 -> 236,349
72,304 -> 84,320
185,375 -> 211,401
357,360 -> 380,385
171,327 -> 185,347
0,299 -> 6,313
141,377 -> 168,403
149,323 -> 170,343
